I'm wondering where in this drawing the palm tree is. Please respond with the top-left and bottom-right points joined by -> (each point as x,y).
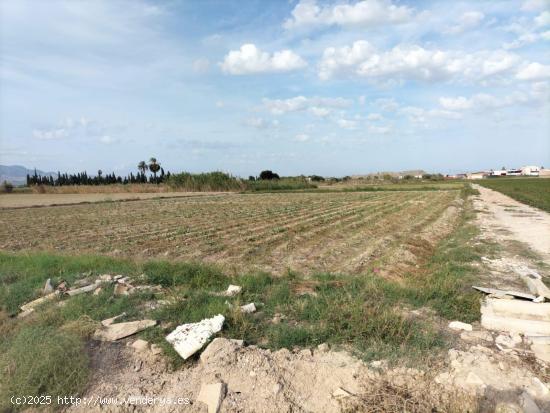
138,161 -> 148,176
148,157 -> 161,182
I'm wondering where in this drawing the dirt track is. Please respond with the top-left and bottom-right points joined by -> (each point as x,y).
473,184 -> 550,259
0,192 -> 224,209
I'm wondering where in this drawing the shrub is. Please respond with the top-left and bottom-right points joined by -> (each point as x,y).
246,177 -> 316,191
167,171 -> 245,191
0,325 -> 89,410
259,170 -> 279,180
1,181 -> 13,193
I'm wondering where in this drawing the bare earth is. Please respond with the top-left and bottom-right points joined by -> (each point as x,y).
0,191 -> 460,275
68,189 -> 550,412
0,192 -> 224,209
473,184 -> 550,259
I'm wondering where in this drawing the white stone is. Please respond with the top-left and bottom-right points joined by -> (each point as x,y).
240,303 -> 256,313
131,339 -> 149,352
197,382 -> 226,413
101,312 -> 126,326
449,321 -> 473,331
481,298 -> 550,335
98,274 -> 113,282
519,391 -> 542,413
225,285 -> 242,296
93,320 -> 156,341
150,344 -> 163,355
465,372 -> 485,389
496,334 -> 521,349
67,284 -> 98,296
44,278 -> 54,294
332,387 -> 351,398
165,314 -> 225,360
20,292 -> 58,312
317,343 -> 330,352
460,330 -> 493,342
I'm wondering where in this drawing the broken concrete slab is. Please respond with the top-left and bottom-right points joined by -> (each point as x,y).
44,278 -> 54,294
131,339 -> 149,353
522,276 -> 550,300
67,283 -> 98,296
20,292 -> 59,312
113,283 -> 132,296
495,334 -> 522,349
150,344 -> 163,355
240,303 -> 256,313
449,321 -> 472,331
481,298 -> 550,335
520,391 -> 542,413
197,382 -> 226,413
166,314 -> 224,360
460,330 -> 493,343
528,337 -> 550,363
101,312 -> 127,326
225,284 -> 242,297
332,387 -> 352,398
93,319 -> 156,341
473,286 -> 536,301
98,274 -> 113,282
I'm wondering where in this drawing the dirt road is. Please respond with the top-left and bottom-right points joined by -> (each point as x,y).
473,184 -> 550,260
0,192 -> 227,209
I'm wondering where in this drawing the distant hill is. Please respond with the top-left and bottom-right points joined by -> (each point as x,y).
0,165 -> 56,186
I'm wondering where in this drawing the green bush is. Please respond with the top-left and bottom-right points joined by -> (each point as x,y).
0,325 -> 89,410
1,180 -> 14,193
167,171 -> 245,191
246,177 -> 316,191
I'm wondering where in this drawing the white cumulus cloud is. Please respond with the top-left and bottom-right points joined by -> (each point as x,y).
516,62 -> 550,80
284,0 -> 414,30
221,44 -> 307,75
318,41 -> 522,83
262,96 -> 351,115
446,11 -> 485,34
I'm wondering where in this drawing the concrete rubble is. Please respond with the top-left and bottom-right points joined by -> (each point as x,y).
224,284 -> 242,297
165,314 -> 225,360
197,382 -> 226,413
473,285 -> 536,301
131,339 -> 150,353
43,278 -> 54,294
19,291 -> 59,313
93,319 -> 157,341
240,303 -> 256,313
481,298 -> 550,336
101,312 -> 127,326
449,321 -> 472,331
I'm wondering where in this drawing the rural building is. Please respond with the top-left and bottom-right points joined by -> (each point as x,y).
521,165 -> 540,176
466,172 -> 488,180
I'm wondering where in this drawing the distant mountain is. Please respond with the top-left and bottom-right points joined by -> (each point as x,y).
0,165 -> 56,186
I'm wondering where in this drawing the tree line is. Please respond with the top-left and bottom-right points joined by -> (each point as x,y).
26,158 -> 170,186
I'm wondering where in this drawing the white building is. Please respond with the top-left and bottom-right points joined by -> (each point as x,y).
521,166 -> 540,176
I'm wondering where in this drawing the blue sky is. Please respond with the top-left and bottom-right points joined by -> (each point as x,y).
0,0 -> 549,176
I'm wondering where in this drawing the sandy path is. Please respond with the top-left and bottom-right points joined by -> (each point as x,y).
473,184 -> 550,259
0,191 -> 228,209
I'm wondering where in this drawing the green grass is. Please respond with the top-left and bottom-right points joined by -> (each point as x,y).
478,178 -> 550,212
0,196 -> 485,407
245,177 -> 317,191
0,325 -> 89,411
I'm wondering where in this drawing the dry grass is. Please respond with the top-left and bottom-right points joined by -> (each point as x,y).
31,183 -> 172,194
345,376 -> 478,413
0,191 -> 460,275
